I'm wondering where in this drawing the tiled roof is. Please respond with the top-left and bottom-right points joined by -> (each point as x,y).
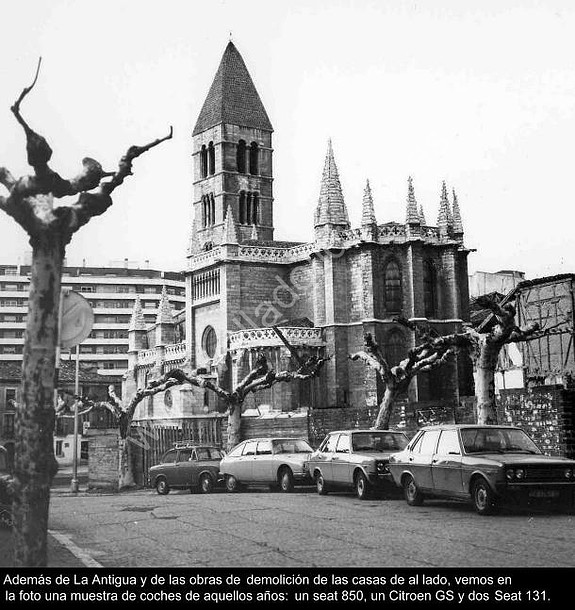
0,360 -> 116,384
193,42 -> 273,136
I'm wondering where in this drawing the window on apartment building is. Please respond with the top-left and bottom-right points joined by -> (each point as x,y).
5,389 -> 17,406
55,441 -> 64,457
3,413 -> 15,438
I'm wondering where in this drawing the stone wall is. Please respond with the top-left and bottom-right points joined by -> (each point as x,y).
86,428 -> 119,491
498,385 -> 575,458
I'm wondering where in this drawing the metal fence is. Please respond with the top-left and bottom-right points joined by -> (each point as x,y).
130,416 -> 226,486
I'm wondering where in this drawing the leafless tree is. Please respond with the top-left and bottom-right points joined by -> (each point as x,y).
0,59 -> 172,566
350,331 -> 455,429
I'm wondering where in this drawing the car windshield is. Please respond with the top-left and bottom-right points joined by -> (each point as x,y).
460,428 -> 541,454
351,432 -> 408,452
196,448 -> 225,460
273,440 -> 312,454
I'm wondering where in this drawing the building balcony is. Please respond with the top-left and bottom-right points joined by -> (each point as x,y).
136,342 -> 187,367
228,326 -> 325,351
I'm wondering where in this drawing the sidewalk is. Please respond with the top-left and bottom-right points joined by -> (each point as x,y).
0,465 -> 93,568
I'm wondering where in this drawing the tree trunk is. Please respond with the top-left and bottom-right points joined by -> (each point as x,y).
226,401 -> 242,452
374,386 -> 398,429
13,235 -> 64,566
475,342 -> 500,425
118,438 -> 135,489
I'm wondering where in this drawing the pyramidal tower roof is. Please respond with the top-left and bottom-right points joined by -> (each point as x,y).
193,42 -> 273,136
314,140 -> 350,228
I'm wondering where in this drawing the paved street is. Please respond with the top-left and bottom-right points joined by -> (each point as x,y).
47,485 -> 575,568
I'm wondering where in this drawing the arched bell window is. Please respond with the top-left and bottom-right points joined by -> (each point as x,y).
200,145 -> 208,178
208,141 -> 215,176
249,142 -> 259,175
236,139 -> 246,173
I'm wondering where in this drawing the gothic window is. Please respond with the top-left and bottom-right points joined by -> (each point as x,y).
423,260 -> 437,318
383,259 -> 402,314
202,194 -> 215,227
236,139 -> 246,173
249,142 -> 259,175
246,192 -> 252,226
210,193 -> 216,225
200,145 -> 208,178
208,141 -> 215,175
239,191 -> 246,224
202,326 -> 217,358
384,330 -> 406,367
252,192 -> 259,224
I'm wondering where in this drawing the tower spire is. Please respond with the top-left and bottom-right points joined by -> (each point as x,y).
361,179 -> 377,226
405,176 -> 420,224
155,286 -> 174,325
452,188 -> 464,235
314,139 -> 350,229
129,295 -> 146,332
437,181 -> 450,238
419,205 -> 427,226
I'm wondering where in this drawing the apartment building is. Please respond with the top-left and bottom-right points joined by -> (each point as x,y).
0,262 -> 185,376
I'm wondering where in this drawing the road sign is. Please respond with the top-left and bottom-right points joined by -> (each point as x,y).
60,290 -> 94,349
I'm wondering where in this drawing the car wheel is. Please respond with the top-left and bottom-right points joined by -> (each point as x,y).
225,475 -> 240,493
315,472 -> 328,495
155,478 -> 169,495
472,479 -> 497,515
199,473 -> 214,494
403,474 -> 423,506
279,468 -> 294,493
355,472 -> 371,500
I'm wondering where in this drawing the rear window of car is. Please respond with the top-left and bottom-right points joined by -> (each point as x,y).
274,440 -> 312,454
196,447 -> 224,460
351,432 -> 408,452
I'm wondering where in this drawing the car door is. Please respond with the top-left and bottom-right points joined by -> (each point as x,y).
408,429 -> 440,492
332,433 -> 352,486
173,449 -> 193,487
431,429 -> 464,495
234,440 -> 258,482
312,433 -> 339,483
252,440 -> 273,482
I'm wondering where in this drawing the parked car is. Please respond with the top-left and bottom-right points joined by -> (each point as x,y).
219,437 -> 313,492
307,429 -> 409,499
387,424 -> 575,515
148,443 -> 225,495
0,446 -> 12,528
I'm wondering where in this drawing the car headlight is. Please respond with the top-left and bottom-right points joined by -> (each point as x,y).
565,468 -> 573,479
515,468 -> 525,480
376,461 -> 389,473
506,468 -> 515,481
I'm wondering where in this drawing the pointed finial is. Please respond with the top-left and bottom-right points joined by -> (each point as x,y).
452,188 -> 463,234
314,139 -> 350,228
438,181 -> 450,237
406,176 -> 420,224
187,216 -> 200,255
229,31 -> 233,41
361,179 -> 377,226
419,205 -> 427,226
156,286 -> 173,325
222,204 -> 239,244
129,295 -> 147,332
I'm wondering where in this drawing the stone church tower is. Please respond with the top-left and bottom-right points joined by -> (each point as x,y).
125,41 -> 472,421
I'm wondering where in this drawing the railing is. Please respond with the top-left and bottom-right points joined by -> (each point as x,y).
229,326 -> 324,350
137,348 -> 156,366
164,342 -> 186,362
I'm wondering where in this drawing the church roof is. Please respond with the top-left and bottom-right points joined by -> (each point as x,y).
193,42 -> 273,136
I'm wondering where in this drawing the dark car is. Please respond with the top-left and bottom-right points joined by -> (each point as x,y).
0,446 -> 12,528
307,429 -> 409,499
387,424 -> 575,515
148,443 -> 225,495
219,437 -> 313,492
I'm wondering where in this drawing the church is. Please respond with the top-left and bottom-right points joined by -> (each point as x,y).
126,41 -> 473,423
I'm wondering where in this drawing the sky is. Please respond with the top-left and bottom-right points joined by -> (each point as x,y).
1,0 -> 574,279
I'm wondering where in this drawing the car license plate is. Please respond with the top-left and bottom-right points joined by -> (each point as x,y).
529,490 -> 559,498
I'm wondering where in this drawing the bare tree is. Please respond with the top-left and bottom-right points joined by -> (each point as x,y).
0,59 -> 172,566
396,296 -> 565,425
350,332 -> 455,429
